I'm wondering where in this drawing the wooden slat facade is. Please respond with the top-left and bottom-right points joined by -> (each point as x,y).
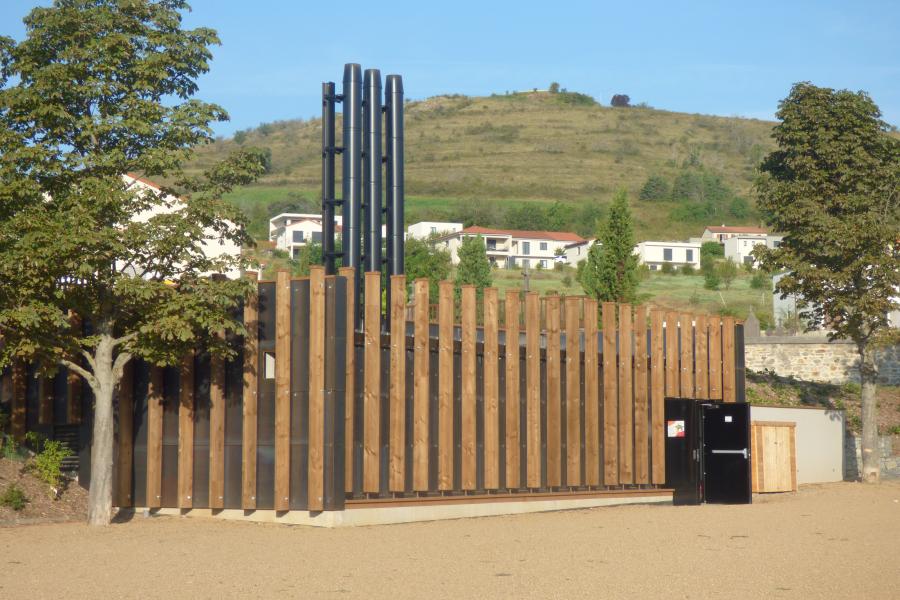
388,275 -> 406,492
545,295 -> 561,487
483,287 -> 500,490
308,267 -> 326,509
617,304 -> 633,484
601,302 -> 618,485
242,272 -> 259,509
438,280 -> 454,491
178,351 -> 194,508
565,296 -> 581,487
363,272 -> 381,493
412,279 -> 430,491
274,270 -> 291,510
504,290 -> 521,489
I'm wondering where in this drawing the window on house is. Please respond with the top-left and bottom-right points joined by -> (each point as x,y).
522,241 -> 531,254
487,239 -> 497,250
663,248 -> 673,261
430,226 -> 437,234
686,249 -> 694,262
311,231 -> 322,243
540,242 -> 548,251
773,240 -> 781,248
540,259 -> 548,269
292,230 -> 304,243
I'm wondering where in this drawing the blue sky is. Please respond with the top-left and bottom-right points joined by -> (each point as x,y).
2,1 -> 898,135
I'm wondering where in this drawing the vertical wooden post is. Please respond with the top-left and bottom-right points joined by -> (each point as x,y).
338,266 -> 356,493
665,311 -> 679,398
601,302 -> 618,485
618,304 -> 633,484
66,312 -> 83,424
116,362 -> 134,507
438,280 -> 454,491
680,314 -> 694,398
461,285 -> 477,490
38,374 -> 52,426
388,274 -> 407,492
723,316 -> 736,403
413,279 -> 430,491
504,290 -> 521,489
363,271 -> 382,493
525,292 -> 541,488
308,266 -> 327,509
650,310 -> 666,484
274,270 -> 291,510
209,337 -> 226,509
178,350 -> 195,509
242,271 -> 259,509
483,287 -> 500,490
708,317 -> 722,400
695,315 -> 709,400
565,296 -> 582,487
146,366 -> 164,509
583,299 -> 600,486
545,295 -> 561,488
634,306 -> 649,485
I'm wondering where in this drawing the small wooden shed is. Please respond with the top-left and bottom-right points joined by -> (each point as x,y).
751,421 -> 797,493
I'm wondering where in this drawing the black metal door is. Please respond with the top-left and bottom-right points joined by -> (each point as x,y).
701,402 -> 751,504
664,398 -> 701,505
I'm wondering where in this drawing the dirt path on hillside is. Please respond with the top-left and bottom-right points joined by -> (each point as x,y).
2,482 -> 899,599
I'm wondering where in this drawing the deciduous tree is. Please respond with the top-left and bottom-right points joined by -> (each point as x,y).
0,0 -> 265,525
755,82 -> 900,482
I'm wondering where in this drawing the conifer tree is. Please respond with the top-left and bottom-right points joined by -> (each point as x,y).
581,189 -> 639,303
455,235 -> 492,295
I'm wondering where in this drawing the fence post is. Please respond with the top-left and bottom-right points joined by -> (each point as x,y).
274,270 -> 291,511
242,271 -> 259,509
389,275 -> 407,492
483,287 -> 500,490
338,266 -> 356,493
525,292 -> 541,488
308,267 -> 327,510
723,316 -> 736,403
565,296 -> 581,487
650,310 -> 665,484
504,290 -> 521,489
438,280 -> 454,490
618,303 -> 633,484
583,299 -> 600,486
634,306 -> 649,485
461,285 -> 477,490
601,302 -> 618,485
545,295 -> 561,488
413,279 -> 430,491
363,271 -> 382,493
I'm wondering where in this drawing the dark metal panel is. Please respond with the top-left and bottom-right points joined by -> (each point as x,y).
384,74 -> 405,279
323,277 -> 346,509
428,339 -> 440,492
223,444 -> 243,509
290,279 -> 311,511
224,333 -> 244,509
160,444 -> 178,508
351,341 -> 365,496
131,361 -> 149,506
193,352 -> 211,508
734,324 -> 746,403
257,282 -> 276,348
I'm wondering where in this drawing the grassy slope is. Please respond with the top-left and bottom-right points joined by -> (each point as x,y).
189,91 -> 777,240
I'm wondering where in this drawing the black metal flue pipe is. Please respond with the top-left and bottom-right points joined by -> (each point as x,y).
384,74 -> 404,279
321,81 -> 337,275
342,63 -> 363,325
362,68 -> 382,274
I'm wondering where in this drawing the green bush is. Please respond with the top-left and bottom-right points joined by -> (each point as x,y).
680,264 -> 695,276
0,483 -> 28,511
660,262 -> 675,275
704,269 -> 721,290
25,433 -> 73,490
701,241 -> 724,260
750,271 -> 770,290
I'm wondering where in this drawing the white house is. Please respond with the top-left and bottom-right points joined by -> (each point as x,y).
700,225 -> 768,244
407,221 -> 463,240
634,241 -> 701,271
435,226 -> 585,269
564,239 -> 596,265
724,234 -> 783,267
124,174 -> 243,278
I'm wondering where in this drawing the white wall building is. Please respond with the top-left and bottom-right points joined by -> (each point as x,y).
634,241 -> 701,271
724,234 -> 783,267
436,226 -> 585,269
407,221 -> 463,240
701,225 -> 768,244
564,239 -> 595,265
124,174 -> 243,278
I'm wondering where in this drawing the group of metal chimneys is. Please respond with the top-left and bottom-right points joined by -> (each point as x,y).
321,63 -> 405,320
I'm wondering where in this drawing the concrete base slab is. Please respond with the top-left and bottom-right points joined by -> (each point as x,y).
135,491 -> 672,528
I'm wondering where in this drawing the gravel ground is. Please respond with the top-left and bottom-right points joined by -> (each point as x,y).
2,481 -> 899,599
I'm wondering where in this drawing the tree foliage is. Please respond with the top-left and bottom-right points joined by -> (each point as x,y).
0,0 -> 265,524
610,94 -> 631,107
405,237 -> 452,298
455,235 -> 492,294
639,174 -> 670,201
580,189 -> 638,303
755,82 -> 900,482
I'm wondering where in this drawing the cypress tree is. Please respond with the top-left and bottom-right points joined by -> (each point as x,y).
581,189 -> 639,303
455,235 -> 492,295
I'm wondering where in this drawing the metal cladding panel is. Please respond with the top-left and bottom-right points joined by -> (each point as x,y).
160,444 -> 178,507
352,343 -> 365,495
192,352 -> 211,508
290,279 -> 311,511
224,335 -> 244,509
131,361 -> 149,507
257,282 -> 276,347
322,277 -> 346,509
52,370 -> 68,425
518,345 -> 528,489
255,446 -> 275,509
403,342 -> 415,492
734,324 -> 746,402
428,342 -> 440,491
379,343 -> 390,496
475,350 -> 485,491
161,366 -> 179,446
223,444 -> 243,509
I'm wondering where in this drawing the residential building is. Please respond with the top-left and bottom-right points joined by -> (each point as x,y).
269,213 -> 335,258
407,221 -> 463,240
435,226 -> 585,268
724,234 -> 783,267
125,174 -> 243,278
700,225 -> 768,244
564,239 -> 596,265
634,241 -> 701,271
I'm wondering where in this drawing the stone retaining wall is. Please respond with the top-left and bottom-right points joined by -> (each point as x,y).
844,435 -> 900,480
745,337 -> 900,385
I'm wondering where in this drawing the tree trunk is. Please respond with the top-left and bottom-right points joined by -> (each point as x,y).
87,333 -> 117,525
858,344 -> 880,483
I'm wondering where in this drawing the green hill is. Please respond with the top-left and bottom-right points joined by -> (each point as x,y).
187,91 -> 778,240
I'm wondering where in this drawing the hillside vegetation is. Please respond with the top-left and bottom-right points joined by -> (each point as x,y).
187,91 -> 778,240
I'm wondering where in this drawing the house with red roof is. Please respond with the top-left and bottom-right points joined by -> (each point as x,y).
436,226 -> 586,268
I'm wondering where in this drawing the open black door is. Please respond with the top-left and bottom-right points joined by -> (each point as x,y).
701,402 -> 751,504
664,398 -> 701,505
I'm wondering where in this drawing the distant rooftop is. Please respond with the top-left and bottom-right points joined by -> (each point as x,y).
460,226 -> 585,243
704,225 -> 767,234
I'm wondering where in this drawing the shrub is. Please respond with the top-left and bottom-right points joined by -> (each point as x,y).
717,259 -> 739,289
610,94 -> 630,107
639,175 -> 670,202
26,435 -> 73,490
704,269 -> 721,290
561,274 -> 573,287
680,264 -> 695,276
701,241 -> 724,260
0,483 -> 28,511
660,262 -> 675,275
750,271 -> 770,290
